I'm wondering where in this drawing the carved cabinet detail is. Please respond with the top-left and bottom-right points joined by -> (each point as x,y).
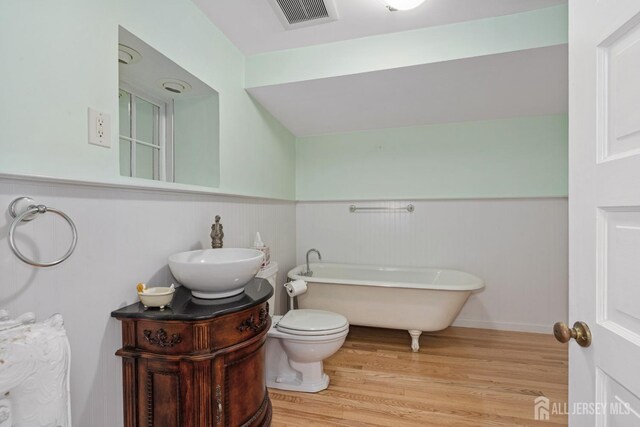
112,283 -> 272,427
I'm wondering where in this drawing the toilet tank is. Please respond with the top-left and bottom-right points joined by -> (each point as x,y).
256,262 -> 278,315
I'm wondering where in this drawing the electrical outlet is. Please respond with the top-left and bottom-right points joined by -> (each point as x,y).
88,108 -> 111,148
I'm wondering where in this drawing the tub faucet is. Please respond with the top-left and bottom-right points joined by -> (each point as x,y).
301,249 -> 322,277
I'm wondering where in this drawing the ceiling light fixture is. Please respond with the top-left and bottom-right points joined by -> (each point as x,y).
157,79 -> 192,94
118,44 -> 141,65
384,0 -> 426,11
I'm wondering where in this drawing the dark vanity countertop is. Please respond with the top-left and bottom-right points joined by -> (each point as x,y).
111,278 -> 273,321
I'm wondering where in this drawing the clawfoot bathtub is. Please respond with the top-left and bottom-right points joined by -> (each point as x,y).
288,263 -> 484,352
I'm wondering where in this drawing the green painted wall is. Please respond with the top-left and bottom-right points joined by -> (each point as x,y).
174,95 -> 220,188
246,5 -> 568,88
296,115 -> 568,201
0,0 -> 296,199
1,1 -> 568,201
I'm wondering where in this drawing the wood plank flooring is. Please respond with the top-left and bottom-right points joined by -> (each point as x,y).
270,326 -> 567,427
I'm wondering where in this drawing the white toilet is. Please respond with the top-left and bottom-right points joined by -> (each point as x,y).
256,263 -> 349,393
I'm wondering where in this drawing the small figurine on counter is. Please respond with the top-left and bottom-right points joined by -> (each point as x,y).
211,215 -> 224,248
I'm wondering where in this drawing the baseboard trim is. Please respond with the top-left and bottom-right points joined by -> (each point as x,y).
452,318 -> 553,334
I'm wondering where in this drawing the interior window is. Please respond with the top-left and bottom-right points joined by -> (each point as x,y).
118,87 -> 168,181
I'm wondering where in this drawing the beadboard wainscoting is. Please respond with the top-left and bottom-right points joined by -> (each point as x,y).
296,198 -> 567,333
0,176 -> 295,427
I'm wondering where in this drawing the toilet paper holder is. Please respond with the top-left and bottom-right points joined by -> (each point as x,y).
284,279 -> 308,311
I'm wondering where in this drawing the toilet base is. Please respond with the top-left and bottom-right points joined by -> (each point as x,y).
267,372 -> 330,393
265,313 -> 348,394
266,334 -> 336,393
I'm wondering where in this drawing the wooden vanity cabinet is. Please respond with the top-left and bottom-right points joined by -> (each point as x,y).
112,281 -> 273,427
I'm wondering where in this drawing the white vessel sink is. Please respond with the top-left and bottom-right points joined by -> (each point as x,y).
168,248 -> 264,299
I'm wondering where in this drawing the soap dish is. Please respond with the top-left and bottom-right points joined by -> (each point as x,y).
137,283 -> 175,310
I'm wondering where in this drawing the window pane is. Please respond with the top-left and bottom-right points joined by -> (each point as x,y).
135,143 -> 159,180
119,138 -> 131,177
136,97 -> 158,145
118,90 -> 131,138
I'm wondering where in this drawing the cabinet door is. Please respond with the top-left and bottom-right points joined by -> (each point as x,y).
138,359 -> 193,427
218,336 -> 270,427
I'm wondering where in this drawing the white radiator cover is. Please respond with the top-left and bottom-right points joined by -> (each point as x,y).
0,312 -> 71,427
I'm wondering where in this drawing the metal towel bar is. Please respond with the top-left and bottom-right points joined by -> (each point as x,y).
8,197 -> 78,267
349,204 -> 414,213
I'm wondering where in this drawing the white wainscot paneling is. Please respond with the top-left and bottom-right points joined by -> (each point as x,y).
0,177 -> 295,427
295,198 -> 568,333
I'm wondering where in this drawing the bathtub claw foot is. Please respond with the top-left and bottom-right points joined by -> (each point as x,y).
408,330 -> 422,352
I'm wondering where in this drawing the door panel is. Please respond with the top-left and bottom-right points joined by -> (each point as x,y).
599,208 -> 640,342
570,0 -> 640,425
598,15 -> 640,161
596,369 -> 640,426
223,339 -> 267,427
138,359 -> 184,427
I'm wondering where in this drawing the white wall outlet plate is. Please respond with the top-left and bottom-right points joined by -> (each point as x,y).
88,108 -> 111,148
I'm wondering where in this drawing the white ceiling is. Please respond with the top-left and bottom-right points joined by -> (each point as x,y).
193,0 -> 566,55
246,45 -> 567,136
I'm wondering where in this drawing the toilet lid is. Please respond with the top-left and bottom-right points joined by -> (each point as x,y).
276,309 -> 348,336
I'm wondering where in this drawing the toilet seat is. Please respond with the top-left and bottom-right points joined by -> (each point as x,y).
276,324 -> 349,336
275,309 -> 349,336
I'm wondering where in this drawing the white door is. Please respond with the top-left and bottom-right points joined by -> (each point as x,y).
568,0 -> 640,425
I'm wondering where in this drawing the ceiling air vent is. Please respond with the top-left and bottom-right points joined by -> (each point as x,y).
269,0 -> 338,30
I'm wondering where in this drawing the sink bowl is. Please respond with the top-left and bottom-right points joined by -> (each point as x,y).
168,248 -> 264,299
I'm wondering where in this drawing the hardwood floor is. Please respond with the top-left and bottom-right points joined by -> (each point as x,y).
269,326 -> 567,427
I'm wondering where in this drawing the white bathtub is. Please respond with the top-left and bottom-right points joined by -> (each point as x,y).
288,263 -> 484,351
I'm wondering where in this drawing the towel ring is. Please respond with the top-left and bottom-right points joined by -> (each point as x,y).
8,197 -> 78,267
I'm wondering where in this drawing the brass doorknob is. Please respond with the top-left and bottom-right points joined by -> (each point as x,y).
553,321 -> 592,347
